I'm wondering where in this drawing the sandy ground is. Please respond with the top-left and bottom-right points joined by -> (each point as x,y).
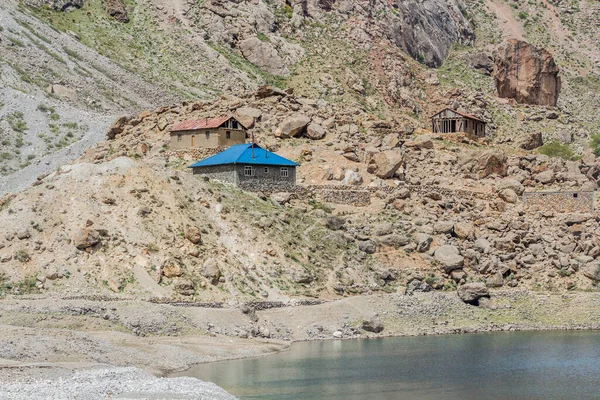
1,290 -> 600,396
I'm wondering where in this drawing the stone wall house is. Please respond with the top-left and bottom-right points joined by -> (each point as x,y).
431,108 -> 487,137
169,116 -> 247,149
189,143 -> 298,190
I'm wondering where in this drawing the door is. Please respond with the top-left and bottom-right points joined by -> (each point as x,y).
191,135 -> 196,147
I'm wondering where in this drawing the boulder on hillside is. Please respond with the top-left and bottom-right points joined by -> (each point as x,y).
519,132 -> 543,150
107,115 -> 133,139
202,258 -> 221,285
106,0 -> 129,22
414,233 -> 433,252
240,37 -> 289,76
368,150 -> 404,179
453,222 -> 474,240
184,226 -> 202,245
162,260 -> 182,278
362,316 -> 384,333
475,150 -> 507,178
493,39 -> 560,106
276,114 -> 311,138
73,228 -> 101,250
306,123 -> 326,140
235,107 -> 262,129
583,263 -> 600,282
497,178 -> 524,196
256,85 -> 287,99
498,188 -> 518,204
457,282 -> 489,305
434,245 -> 464,272
405,279 -> 432,295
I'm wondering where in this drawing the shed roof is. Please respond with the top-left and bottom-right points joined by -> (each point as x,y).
189,143 -> 298,168
431,108 -> 486,123
170,116 -> 233,132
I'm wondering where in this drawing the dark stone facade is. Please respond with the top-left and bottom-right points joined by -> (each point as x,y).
192,163 -> 296,189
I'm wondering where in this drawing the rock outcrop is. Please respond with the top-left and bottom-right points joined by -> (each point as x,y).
493,40 -> 561,106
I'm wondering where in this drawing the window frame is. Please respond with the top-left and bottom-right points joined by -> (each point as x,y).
226,131 -> 231,139
177,134 -> 182,142
244,166 -> 254,177
280,167 -> 289,178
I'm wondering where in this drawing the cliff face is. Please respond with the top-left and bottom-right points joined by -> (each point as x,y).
493,39 -> 561,106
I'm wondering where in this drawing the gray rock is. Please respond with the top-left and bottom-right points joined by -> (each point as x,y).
358,240 -> 377,254
434,245 -> 464,272
202,258 -> 221,285
277,114 -> 310,138
306,123 -> 326,140
414,233 -> 433,252
457,282 -> 490,304
534,170 -> 555,184
362,316 -> 384,333
405,279 -> 432,295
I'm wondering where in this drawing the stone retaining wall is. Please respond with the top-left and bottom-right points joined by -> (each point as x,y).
524,191 -> 595,213
164,147 -> 225,161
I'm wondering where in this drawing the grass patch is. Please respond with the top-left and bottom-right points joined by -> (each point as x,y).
6,112 -> 28,132
538,142 -> 578,161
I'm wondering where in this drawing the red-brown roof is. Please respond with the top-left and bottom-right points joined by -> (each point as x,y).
431,108 -> 486,123
170,116 -> 232,132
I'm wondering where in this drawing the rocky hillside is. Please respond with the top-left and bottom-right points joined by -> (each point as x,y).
2,86 -> 600,303
0,0 -> 600,302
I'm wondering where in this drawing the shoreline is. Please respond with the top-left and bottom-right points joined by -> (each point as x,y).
2,290 -> 600,396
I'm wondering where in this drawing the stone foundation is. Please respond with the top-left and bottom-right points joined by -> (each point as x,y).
524,191 -> 595,213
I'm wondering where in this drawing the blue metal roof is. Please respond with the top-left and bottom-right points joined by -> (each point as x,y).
189,143 -> 299,168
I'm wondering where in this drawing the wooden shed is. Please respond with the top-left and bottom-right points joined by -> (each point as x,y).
431,108 -> 487,137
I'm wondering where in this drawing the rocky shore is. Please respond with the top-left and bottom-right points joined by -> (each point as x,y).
1,290 -> 600,398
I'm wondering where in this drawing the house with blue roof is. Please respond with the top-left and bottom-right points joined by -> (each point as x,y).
189,143 -> 298,190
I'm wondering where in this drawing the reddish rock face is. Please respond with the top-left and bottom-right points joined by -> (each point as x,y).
493,39 -> 561,106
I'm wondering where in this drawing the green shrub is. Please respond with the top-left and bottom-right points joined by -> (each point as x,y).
7,112 -> 28,132
538,142 -> 577,160
14,248 -> 30,262
590,134 -> 600,157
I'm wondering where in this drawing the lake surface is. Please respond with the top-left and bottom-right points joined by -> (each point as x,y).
177,331 -> 600,399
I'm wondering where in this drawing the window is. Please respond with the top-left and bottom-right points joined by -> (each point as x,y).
177,134 -> 182,142
226,131 -> 231,139
264,167 -> 269,174
280,167 -> 288,178
232,121 -> 238,129
244,166 -> 254,176
205,131 -> 210,139
573,193 -> 579,198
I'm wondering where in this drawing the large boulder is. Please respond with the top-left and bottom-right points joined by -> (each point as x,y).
73,228 -> 101,250
519,132 -> 543,150
583,263 -> 600,282
106,115 -> 133,140
202,258 -> 221,285
405,279 -> 433,295
414,233 -> 433,252
240,37 -> 289,76
434,245 -> 464,272
234,107 -> 262,129
362,316 -> 384,333
306,123 -> 326,140
457,282 -> 489,304
276,114 -> 311,138
475,150 -> 507,178
368,150 -> 404,179
497,178 -> 524,196
493,39 -> 561,106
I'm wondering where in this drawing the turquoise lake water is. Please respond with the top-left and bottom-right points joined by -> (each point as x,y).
176,331 -> 600,399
